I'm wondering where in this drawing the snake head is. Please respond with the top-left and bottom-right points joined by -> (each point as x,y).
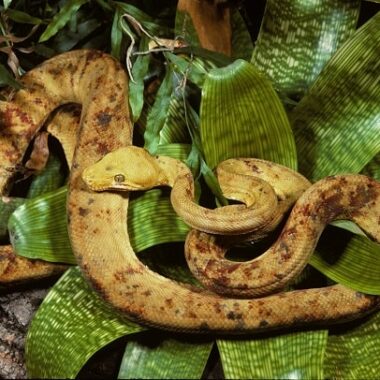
82,146 -> 163,192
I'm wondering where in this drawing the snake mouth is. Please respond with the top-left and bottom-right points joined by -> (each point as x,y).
82,178 -> 140,193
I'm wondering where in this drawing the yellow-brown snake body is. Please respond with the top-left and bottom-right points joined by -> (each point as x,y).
1,50 -> 379,333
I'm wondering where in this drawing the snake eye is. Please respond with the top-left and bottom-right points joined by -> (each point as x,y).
114,174 -> 125,183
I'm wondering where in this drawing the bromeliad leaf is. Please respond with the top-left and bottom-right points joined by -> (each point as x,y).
218,330 -> 328,379
25,266 -> 143,379
324,310 -> 380,379
311,231 -> 380,295
291,12 -> 380,181
129,188 -> 189,253
39,0 -> 90,42
200,59 -> 297,170
252,0 -> 360,98
8,187 -> 75,264
118,336 -> 213,379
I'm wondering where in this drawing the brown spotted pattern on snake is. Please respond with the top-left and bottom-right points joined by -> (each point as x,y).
1,50 -> 380,333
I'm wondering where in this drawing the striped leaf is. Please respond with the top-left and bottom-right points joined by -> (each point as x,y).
8,187 -> 75,264
290,12 -> 380,297
291,12 -> 380,181
324,310 -> 380,379
129,188 -> 189,252
218,330 -> 328,379
118,336 -> 213,379
311,231 -> 380,295
25,266 -> 142,379
252,0 -> 360,98
158,94 -> 191,145
200,59 -> 297,170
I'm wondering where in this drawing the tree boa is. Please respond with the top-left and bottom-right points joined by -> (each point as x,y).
1,50 -> 380,333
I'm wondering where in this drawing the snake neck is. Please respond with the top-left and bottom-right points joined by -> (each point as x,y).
155,155 -> 194,193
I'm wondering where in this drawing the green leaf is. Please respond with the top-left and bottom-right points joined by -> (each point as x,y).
218,330 -> 328,379
5,8 -> 43,24
0,63 -> 21,89
129,189 -> 189,252
291,12 -> 380,181
324,310 -> 380,379
39,0 -> 89,42
144,66 -> 174,153
251,0 -> 360,98
158,94 -> 191,145
311,230 -> 380,295
25,266 -> 142,379
118,335 -> 213,379
200,59 -> 297,170
111,8 -> 123,59
129,36 -> 151,122
8,187 -> 75,264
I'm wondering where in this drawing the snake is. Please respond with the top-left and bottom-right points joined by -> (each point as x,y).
82,145 -> 311,235
0,108 -> 78,284
1,49 -> 380,333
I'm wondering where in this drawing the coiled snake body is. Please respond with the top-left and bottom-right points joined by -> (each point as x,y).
1,50 -> 380,333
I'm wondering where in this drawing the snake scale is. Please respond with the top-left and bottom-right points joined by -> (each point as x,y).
1,50 -> 380,333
